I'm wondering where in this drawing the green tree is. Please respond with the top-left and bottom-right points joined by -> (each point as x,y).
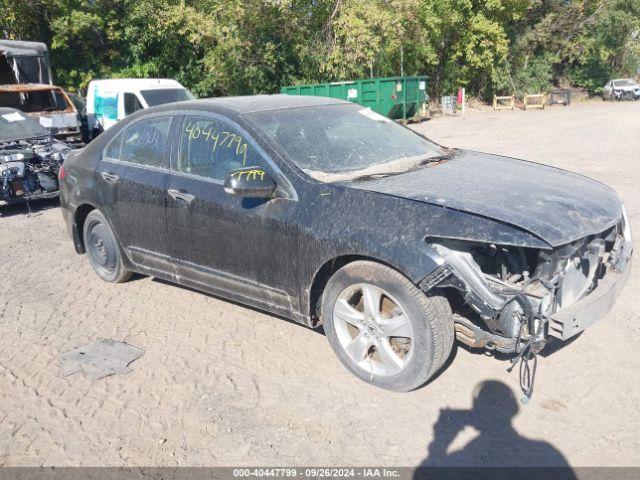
0,0 -> 53,41
2,0 -> 639,100
50,0 -> 131,90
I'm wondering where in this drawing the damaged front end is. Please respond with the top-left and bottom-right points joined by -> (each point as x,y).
0,139 -> 70,206
422,210 -> 633,355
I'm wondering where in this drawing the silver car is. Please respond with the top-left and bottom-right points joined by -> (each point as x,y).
603,78 -> 640,100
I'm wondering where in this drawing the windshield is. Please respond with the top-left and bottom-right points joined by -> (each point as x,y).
140,88 -> 195,106
0,110 -> 49,142
613,79 -> 637,87
0,89 -> 70,113
246,103 -> 445,182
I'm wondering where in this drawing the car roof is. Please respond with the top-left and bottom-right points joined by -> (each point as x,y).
0,83 -> 63,92
88,78 -> 185,90
163,94 -> 349,114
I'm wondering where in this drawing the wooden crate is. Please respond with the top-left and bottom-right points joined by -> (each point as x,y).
493,95 -> 515,111
524,93 -> 546,110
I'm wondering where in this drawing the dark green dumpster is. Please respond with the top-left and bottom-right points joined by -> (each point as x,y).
280,75 -> 428,120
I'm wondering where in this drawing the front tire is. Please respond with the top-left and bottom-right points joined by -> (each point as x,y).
321,261 -> 454,392
83,209 -> 132,283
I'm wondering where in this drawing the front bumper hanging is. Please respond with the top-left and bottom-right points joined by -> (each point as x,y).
547,259 -> 632,341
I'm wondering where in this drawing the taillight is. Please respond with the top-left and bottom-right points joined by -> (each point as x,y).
58,165 -> 66,180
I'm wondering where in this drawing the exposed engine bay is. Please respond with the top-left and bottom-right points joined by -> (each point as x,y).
0,138 -> 70,205
428,218 -> 631,351
422,212 -> 632,399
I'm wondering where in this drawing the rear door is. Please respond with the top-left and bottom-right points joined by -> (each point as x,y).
98,115 -> 176,274
164,113 -> 301,314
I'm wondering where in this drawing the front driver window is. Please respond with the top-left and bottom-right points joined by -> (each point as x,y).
177,115 -> 264,180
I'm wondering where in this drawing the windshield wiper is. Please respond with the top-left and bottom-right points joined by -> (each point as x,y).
416,153 -> 452,166
347,170 -> 408,182
348,153 -> 454,182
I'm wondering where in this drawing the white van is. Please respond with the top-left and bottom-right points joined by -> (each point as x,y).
86,78 -> 194,133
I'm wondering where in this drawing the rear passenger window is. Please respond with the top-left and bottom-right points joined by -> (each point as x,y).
177,115 -> 264,180
103,131 -> 123,160
120,117 -> 171,168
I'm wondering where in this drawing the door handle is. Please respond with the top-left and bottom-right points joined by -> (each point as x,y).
100,171 -> 119,183
167,188 -> 195,204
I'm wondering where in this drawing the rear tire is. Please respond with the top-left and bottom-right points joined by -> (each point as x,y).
83,209 -> 132,283
321,261 -> 454,392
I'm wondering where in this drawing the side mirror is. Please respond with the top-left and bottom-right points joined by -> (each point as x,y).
224,167 -> 277,198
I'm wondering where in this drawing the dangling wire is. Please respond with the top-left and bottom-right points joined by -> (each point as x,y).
519,345 -> 538,403
506,293 -> 544,404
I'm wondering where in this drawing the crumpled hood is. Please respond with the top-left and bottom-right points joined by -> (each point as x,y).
348,150 -> 623,247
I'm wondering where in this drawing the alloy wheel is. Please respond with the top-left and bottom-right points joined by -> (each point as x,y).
332,283 -> 414,376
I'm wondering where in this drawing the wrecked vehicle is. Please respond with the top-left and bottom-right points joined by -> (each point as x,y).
0,40 -> 52,85
59,96 -> 632,393
0,84 -> 83,144
602,79 -> 640,101
1,107 -> 71,206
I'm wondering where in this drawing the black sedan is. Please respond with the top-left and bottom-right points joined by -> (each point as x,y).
60,95 -> 632,392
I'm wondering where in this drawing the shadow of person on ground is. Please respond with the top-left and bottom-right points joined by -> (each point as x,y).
415,380 -> 576,480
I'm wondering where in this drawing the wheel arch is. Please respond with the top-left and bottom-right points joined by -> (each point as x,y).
307,254 -> 425,327
72,202 -> 99,253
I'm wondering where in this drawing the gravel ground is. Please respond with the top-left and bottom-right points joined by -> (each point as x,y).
1,100 -> 639,468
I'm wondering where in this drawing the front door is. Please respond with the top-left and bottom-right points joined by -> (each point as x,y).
118,92 -> 144,120
98,115 -> 175,274
164,113 -> 300,315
